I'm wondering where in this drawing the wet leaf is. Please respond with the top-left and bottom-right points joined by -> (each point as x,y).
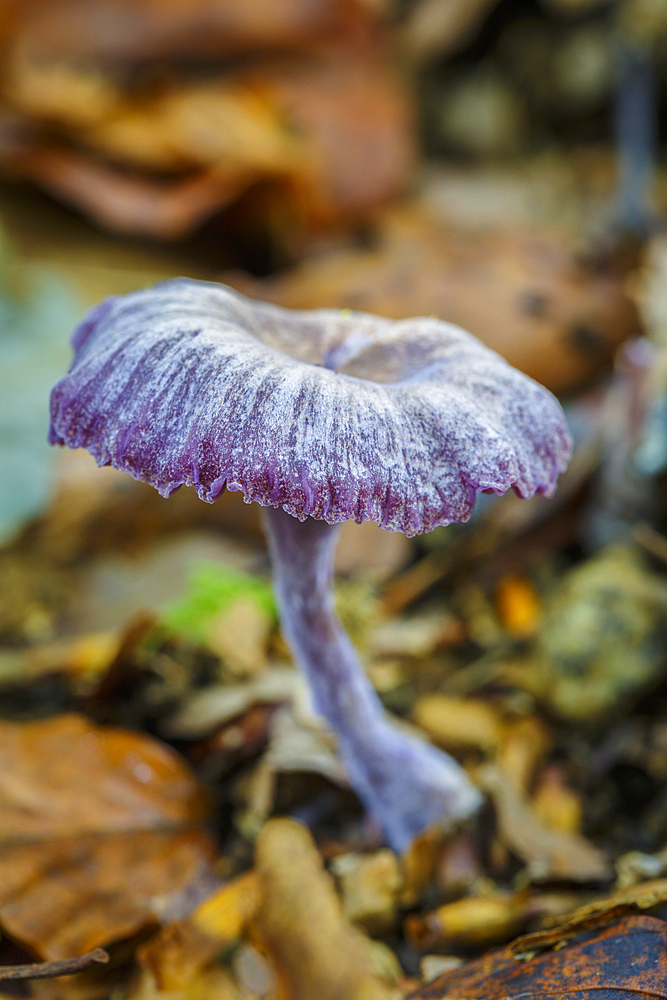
0,714 -> 216,959
510,878 -> 667,956
408,914 -> 667,999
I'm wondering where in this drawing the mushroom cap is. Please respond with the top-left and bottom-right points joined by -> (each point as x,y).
49,278 -> 571,537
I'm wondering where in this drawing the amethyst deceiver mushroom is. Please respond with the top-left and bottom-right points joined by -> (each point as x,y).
49,278 -> 571,851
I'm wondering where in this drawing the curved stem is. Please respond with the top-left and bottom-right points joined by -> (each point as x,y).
263,505 -> 481,852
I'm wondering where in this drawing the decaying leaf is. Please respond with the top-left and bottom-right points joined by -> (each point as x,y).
0,714 -> 216,959
510,877 -> 667,956
408,914 -> 667,999
249,818 -> 400,1000
478,764 -> 610,883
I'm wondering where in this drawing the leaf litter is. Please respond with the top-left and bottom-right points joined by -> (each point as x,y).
1,43 -> 667,996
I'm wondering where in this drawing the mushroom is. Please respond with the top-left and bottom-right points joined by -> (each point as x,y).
49,278 -> 571,851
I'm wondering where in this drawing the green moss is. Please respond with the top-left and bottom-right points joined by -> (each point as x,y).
162,561 -> 276,644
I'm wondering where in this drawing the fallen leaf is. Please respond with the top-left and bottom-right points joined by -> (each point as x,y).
2,0 -> 382,63
532,763 -> 583,835
412,695 -> 502,755
249,818 -> 399,1000
478,764 -> 610,883
136,873 -> 259,991
400,826 -> 446,908
0,714 -> 216,959
129,964 -> 252,1000
2,52 -> 412,238
207,598 -> 272,677
510,878 -> 667,956
405,893 -> 529,951
166,667 -> 302,738
495,716 -> 553,795
402,0 -> 500,61
331,850 -> 402,933
369,613 -> 460,659
407,914 -> 667,999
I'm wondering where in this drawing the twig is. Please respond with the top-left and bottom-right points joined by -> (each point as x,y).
0,948 -> 109,981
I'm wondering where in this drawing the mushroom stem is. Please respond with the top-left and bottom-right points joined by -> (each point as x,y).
263,505 -> 481,852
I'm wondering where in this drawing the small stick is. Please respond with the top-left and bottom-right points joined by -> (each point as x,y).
0,948 -> 109,981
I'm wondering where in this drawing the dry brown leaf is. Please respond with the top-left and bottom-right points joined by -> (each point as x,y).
229,206 -> 640,394
249,818 -> 400,1000
479,764 -> 610,883
412,695 -> 502,755
0,714 -> 216,959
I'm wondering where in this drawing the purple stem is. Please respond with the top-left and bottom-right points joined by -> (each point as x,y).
263,505 -> 481,852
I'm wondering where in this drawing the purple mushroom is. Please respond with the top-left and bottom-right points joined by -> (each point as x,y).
49,278 -> 571,851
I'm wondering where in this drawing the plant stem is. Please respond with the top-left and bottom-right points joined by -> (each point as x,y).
0,949 -> 109,981
263,505 -> 481,852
